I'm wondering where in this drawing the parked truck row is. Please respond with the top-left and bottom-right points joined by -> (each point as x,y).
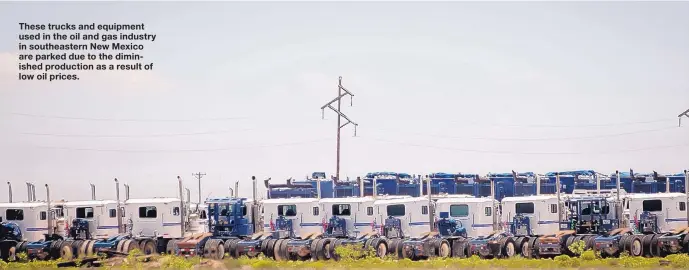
0,170 -> 687,263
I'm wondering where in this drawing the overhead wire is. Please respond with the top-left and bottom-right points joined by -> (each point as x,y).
5,112 -> 249,122
452,118 -> 676,128
19,127 -> 257,138
360,136 -> 689,155
30,138 -> 332,153
366,126 -> 679,141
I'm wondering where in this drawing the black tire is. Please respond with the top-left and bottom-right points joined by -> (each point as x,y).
125,240 -> 137,253
373,238 -> 387,258
363,238 -> 372,253
71,240 -> 83,258
619,235 -> 630,257
400,240 -> 413,260
167,239 -> 178,255
265,239 -> 277,259
452,239 -> 468,258
502,239 -> 516,258
279,239 -> 290,260
273,239 -> 285,261
328,239 -> 342,260
648,234 -> 660,257
78,240 -> 88,258
17,241 -> 28,254
87,240 -> 96,257
564,235 -> 576,256
584,235 -> 596,251
142,239 -> 157,255
513,237 -> 524,255
49,240 -> 63,260
7,245 -> 16,262
59,240 -> 75,260
520,239 -> 531,258
259,238 -> 270,258
310,239 -> 323,260
229,239 -> 241,258
386,239 -> 400,258
628,236 -> 642,257
321,238 -> 332,260
217,240 -> 226,260
641,234 -> 653,257
528,238 -> 539,259
437,239 -> 450,258
203,239 -> 215,259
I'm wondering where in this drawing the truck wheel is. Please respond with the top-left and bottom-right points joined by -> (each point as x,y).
116,239 -> 125,253
520,240 -> 531,258
142,240 -> 157,255
321,238 -> 332,260
273,239 -> 285,261
78,240 -> 88,258
259,238 -> 270,258
217,240 -> 226,260
60,241 -> 74,260
452,239 -> 468,258
641,235 -> 653,257
264,239 -> 276,259
683,233 -> 689,253
328,239 -> 341,260
228,239 -> 241,258
70,240 -> 82,258
363,238 -> 372,252
437,240 -> 450,258
386,239 -> 398,257
373,239 -> 387,259
584,235 -> 596,251
48,240 -> 60,260
125,239 -> 138,253
628,236 -> 642,257
17,241 -> 28,254
527,238 -> 539,259
503,239 -> 516,258
7,246 -> 16,261
400,242 -> 413,260
167,239 -> 178,255
205,239 -> 225,260
279,239 -> 290,261
87,240 -> 96,257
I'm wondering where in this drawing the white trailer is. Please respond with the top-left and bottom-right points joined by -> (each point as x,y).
374,196 -> 431,239
435,197 -> 497,238
320,196 -> 408,237
622,193 -> 688,233
261,198 -> 322,238
0,202 -> 67,242
501,195 -> 561,236
124,197 -> 186,239
62,200 -> 121,239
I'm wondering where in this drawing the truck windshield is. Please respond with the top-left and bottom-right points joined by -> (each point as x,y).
515,203 -> 534,214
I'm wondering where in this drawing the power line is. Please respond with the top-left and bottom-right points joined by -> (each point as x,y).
361,136 -> 689,155
452,118 -> 676,128
367,126 -> 679,141
5,112 -> 249,122
18,127 -> 257,138
192,172 -> 205,208
679,108 -> 689,127
320,76 -> 358,182
29,138 -> 331,153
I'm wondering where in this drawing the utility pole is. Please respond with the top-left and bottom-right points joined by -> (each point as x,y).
192,172 -> 206,211
320,76 -> 358,182
679,108 -> 689,127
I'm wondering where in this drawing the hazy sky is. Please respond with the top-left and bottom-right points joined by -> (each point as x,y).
0,1 -> 687,203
